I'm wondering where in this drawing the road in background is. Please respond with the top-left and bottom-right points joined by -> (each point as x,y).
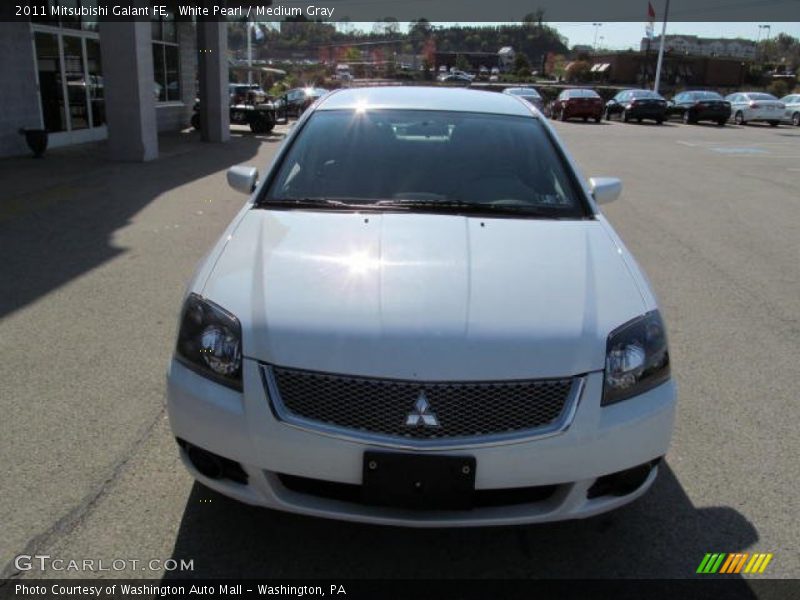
1,120 -> 798,582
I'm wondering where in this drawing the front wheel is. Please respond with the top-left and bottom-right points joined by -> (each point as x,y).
559,109 -> 568,122
792,112 -> 800,127
622,109 -> 630,123
734,111 -> 745,125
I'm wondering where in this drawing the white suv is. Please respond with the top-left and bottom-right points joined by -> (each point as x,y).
167,87 -> 676,527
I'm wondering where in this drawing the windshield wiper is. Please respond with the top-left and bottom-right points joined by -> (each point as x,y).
374,199 -> 564,218
260,198 -> 377,210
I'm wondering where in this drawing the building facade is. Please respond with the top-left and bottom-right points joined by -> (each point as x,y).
0,8 -> 229,160
640,35 -> 757,60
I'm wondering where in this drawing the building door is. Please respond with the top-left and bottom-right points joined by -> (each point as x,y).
33,27 -> 106,148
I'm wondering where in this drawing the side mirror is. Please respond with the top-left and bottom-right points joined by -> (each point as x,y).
227,165 -> 258,195
589,177 -> 622,205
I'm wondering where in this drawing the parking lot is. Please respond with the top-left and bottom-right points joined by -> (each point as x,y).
1,118 -> 798,584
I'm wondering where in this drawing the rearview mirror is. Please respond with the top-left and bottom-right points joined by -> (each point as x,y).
227,165 -> 258,195
589,177 -> 622,205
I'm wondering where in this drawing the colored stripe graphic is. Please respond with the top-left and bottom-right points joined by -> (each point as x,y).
744,553 -> 774,574
697,553 -> 726,574
720,553 -> 749,574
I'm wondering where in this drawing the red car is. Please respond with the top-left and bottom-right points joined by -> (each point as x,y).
550,89 -> 604,122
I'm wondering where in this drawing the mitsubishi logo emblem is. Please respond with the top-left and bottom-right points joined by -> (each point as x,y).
405,392 -> 439,428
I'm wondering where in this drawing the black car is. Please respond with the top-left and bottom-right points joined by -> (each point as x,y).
666,91 -> 731,126
605,89 -> 667,124
275,87 -> 329,119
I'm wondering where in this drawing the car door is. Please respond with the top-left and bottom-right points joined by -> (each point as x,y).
607,92 -> 625,117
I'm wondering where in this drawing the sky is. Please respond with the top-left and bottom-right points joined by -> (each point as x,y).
336,22 -> 800,51
549,22 -> 800,50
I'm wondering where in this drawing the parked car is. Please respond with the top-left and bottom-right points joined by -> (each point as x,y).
502,87 -> 545,112
438,73 -> 472,84
168,87 -> 676,526
725,92 -> 785,126
229,84 -> 267,106
191,97 -> 277,134
275,87 -> 329,119
666,90 -> 731,126
550,88 -> 604,122
605,89 -> 667,124
779,94 -> 800,126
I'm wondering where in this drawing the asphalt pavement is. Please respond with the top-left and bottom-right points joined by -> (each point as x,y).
1,119 -> 798,584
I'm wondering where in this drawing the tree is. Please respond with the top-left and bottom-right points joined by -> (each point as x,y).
565,60 -> 591,82
514,52 -> 531,76
456,54 -> 471,72
522,9 -> 545,28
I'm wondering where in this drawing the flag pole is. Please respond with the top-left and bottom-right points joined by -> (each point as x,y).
653,0 -> 670,93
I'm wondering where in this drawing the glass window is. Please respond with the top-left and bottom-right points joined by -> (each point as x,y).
63,35 -> 89,130
35,32 -> 67,133
152,2 -> 180,103
265,110 -> 587,218
86,38 -> 104,126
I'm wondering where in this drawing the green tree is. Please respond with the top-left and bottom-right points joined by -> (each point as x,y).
514,52 -> 531,76
455,54 -> 471,72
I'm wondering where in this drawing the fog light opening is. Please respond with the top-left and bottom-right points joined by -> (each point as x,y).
187,445 -> 224,480
587,458 -> 661,499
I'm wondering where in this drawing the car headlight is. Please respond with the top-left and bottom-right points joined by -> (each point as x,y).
602,310 -> 670,406
175,293 -> 242,391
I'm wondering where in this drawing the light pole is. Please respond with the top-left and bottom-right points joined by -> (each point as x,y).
593,23 -> 603,52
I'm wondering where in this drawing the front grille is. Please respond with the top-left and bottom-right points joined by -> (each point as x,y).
264,365 -> 579,445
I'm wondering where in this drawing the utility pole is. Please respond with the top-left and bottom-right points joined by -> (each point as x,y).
653,0 -> 670,94
593,23 -> 603,52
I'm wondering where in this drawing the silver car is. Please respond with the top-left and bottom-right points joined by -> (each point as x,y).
780,94 -> 800,127
502,87 -> 544,112
725,92 -> 785,126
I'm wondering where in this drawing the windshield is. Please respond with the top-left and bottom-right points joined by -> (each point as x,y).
747,93 -> 777,101
508,88 -> 541,98
630,90 -> 662,99
692,91 -> 723,100
262,109 -> 588,219
568,89 -> 599,98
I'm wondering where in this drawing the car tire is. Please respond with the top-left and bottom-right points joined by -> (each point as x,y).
637,118 -> 642,123
622,109 -> 630,123
190,113 -> 201,131
793,112 -> 800,127
605,109 -> 613,121
768,121 -> 779,127
595,116 -> 602,123
559,109 -> 567,122
734,111 -> 745,125
582,116 -> 588,122
717,119 -> 726,127
656,118 -> 664,125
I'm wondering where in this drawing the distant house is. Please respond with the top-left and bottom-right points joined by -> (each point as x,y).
498,46 -> 516,71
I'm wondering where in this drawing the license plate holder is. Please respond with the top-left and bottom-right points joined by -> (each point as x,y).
362,452 -> 476,510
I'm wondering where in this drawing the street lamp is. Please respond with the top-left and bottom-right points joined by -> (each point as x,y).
593,23 -> 603,52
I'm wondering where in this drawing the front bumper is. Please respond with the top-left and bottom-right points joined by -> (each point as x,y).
167,359 -> 676,527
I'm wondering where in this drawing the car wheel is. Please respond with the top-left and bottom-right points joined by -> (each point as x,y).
734,111 -> 745,125
582,116 -> 588,122
717,119 -> 726,127
595,116 -> 602,123
637,118 -> 642,123
656,118 -> 664,125
622,109 -> 630,122
605,109 -> 612,121
793,112 -> 800,127
190,113 -> 201,131
559,109 -> 568,122
768,121 -> 779,127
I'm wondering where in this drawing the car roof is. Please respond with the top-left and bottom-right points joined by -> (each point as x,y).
316,86 -> 535,117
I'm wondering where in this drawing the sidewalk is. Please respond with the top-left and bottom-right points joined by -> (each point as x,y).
0,126 -> 287,222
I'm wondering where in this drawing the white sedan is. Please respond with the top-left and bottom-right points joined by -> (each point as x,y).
780,94 -> 800,126
167,87 -> 676,527
725,91 -> 785,126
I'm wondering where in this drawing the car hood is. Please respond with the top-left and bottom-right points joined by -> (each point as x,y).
202,210 -> 647,380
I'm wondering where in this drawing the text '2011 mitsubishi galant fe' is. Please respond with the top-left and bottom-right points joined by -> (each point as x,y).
167,87 -> 676,527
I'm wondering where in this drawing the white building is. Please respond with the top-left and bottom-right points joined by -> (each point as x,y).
640,35 -> 756,60
498,46 -> 516,71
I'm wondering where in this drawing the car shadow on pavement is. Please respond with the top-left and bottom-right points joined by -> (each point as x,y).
163,461 -> 758,588
0,132 -> 270,320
